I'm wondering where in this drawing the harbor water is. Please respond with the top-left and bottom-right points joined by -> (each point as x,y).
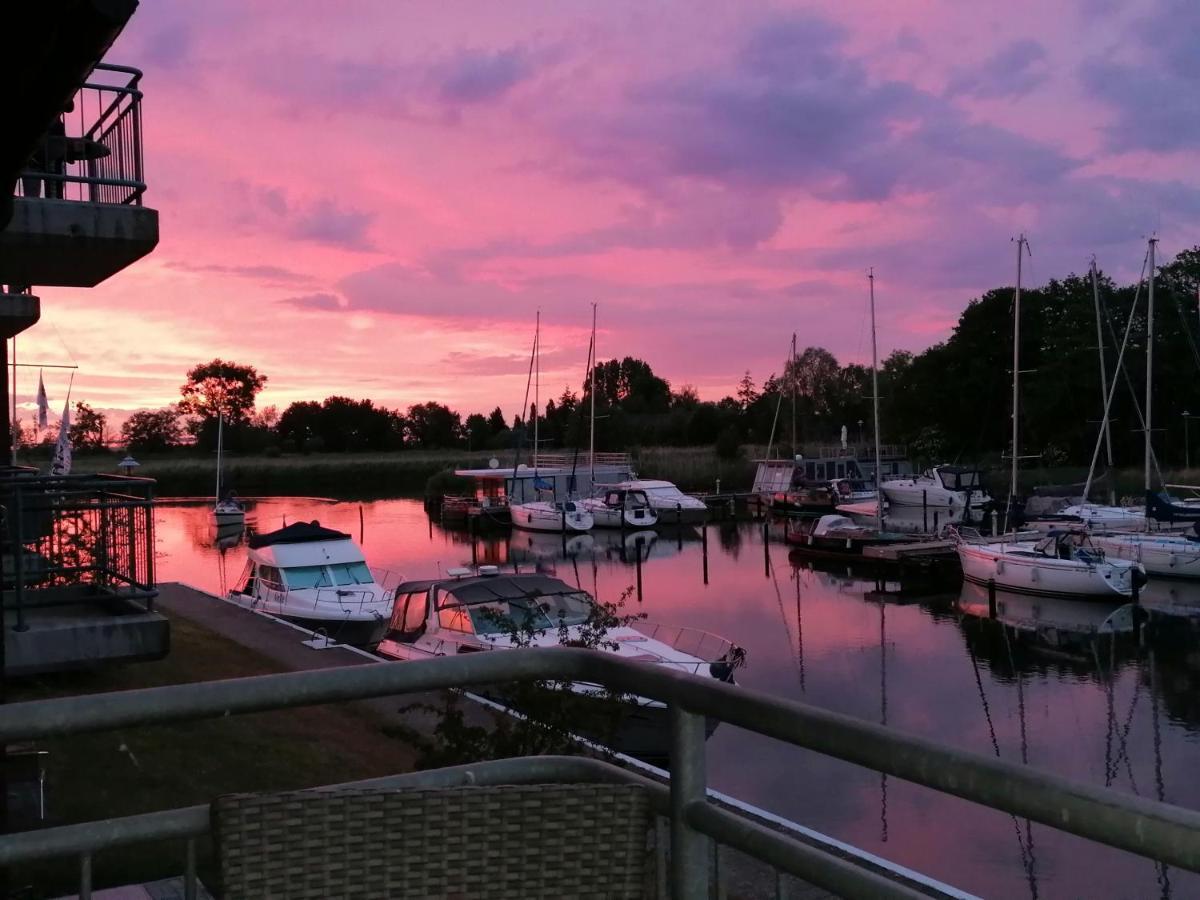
156,497 -> 1200,900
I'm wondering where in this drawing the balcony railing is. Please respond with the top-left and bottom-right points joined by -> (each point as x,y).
1,471 -> 156,627
0,649 -> 1197,898
14,64 -> 145,206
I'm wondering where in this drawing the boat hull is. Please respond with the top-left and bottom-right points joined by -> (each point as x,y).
957,544 -> 1137,599
652,503 -> 708,525
1091,534 -> 1200,579
586,504 -> 658,529
278,613 -> 388,648
882,482 -> 989,509
213,510 -> 245,527
510,503 -> 593,532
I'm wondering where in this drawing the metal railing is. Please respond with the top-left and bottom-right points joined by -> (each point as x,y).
632,621 -> 738,670
15,64 -> 145,206
1,473 -> 156,626
2,650 -> 1199,898
532,451 -> 632,470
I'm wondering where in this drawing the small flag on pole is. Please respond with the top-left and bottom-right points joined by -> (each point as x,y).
36,370 -> 48,431
50,399 -> 72,476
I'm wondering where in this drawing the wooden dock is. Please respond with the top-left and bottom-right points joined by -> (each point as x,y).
862,539 -> 958,562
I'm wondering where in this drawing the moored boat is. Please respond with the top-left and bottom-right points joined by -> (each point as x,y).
954,529 -> 1144,599
1089,527 -> 1200,579
784,514 -> 911,560
510,499 -> 594,532
377,569 -> 746,758
882,465 -> 992,510
616,479 -> 707,523
228,520 -> 393,647
581,487 -> 658,529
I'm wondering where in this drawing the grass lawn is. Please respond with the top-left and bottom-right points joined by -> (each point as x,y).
9,617 -> 420,896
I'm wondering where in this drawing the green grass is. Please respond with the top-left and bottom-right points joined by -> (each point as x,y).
9,617 -> 419,896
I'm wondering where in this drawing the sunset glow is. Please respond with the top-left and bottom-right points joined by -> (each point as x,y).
24,0 -> 1199,422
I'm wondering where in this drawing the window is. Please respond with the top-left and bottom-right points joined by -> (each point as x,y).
329,561 -> 373,586
537,591 -> 594,627
258,565 -> 283,588
438,604 -> 473,633
390,591 -> 428,633
282,565 -> 332,589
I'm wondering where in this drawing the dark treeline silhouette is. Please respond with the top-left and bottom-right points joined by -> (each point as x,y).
117,248 -> 1200,465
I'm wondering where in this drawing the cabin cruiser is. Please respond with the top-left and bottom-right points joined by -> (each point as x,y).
828,478 -> 877,504
378,569 -> 745,757
954,529 -> 1144,599
616,480 -> 707,524
510,500 -> 594,532
881,466 -> 991,510
228,521 -> 393,647
581,487 -> 658,529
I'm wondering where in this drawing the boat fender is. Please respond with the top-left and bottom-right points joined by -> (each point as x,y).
709,645 -> 748,683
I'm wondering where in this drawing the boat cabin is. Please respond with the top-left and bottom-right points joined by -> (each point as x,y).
455,457 -> 635,505
237,521 -> 381,599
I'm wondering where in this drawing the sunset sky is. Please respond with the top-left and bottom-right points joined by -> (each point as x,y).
22,0 -> 1200,424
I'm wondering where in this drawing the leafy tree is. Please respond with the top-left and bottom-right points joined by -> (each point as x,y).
735,371 -> 758,409
69,401 -> 107,451
486,407 -> 507,434
405,402 -> 463,449
179,359 -> 267,425
464,413 -> 491,451
121,407 -> 183,452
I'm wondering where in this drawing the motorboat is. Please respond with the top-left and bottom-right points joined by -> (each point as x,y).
881,465 -> 991,509
954,529 -> 1144,599
510,500 -> 594,532
828,478 -> 877,504
213,497 -> 245,528
377,569 -> 746,758
581,487 -> 658,529
784,514 -> 911,560
228,520 -> 394,647
616,480 -> 707,524
1089,527 -> 1200,579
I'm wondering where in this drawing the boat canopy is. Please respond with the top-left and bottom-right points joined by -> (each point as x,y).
248,521 -> 351,549
936,466 -> 983,491
437,574 -> 575,606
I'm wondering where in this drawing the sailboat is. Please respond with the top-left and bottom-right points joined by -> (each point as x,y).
510,313 -> 595,533
953,236 -> 1145,598
212,414 -> 245,527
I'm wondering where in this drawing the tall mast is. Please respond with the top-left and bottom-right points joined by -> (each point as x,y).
1090,258 -> 1116,504
215,413 -> 223,504
589,302 -> 597,488
869,269 -> 883,524
790,332 -> 797,454
533,309 -> 540,474
1010,234 -> 1028,523
1145,237 -> 1157,492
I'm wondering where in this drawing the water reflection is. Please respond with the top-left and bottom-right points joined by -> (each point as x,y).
153,498 -> 1200,900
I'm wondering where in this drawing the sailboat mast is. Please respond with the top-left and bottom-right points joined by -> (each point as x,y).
534,310 -> 540,474
1145,237 -> 1157,492
790,332 -> 797,454
1010,234 -> 1027,516
869,269 -> 883,524
589,303 -> 596,488
1090,258 -> 1116,504
215,413 -> 223,504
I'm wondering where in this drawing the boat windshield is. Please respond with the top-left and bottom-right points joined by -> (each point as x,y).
536,590 -> 595,626
282,565 -> 333,589
467,599 -> 554,635
329,561 -> 374,586
644,486 -> 685,500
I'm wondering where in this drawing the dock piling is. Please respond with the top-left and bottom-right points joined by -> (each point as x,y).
987,579 -> 997,618
702,510 -> 709,586
922,491 -> 928,532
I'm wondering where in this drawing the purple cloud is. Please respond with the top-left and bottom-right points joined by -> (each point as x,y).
947,40 -> 1048,99
279,292 -> 344,311
435,47 -> 537,104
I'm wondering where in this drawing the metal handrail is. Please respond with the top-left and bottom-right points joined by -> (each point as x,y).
0,650 -> 1198,897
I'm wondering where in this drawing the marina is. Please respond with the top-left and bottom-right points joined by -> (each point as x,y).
155,496 -> 1200,899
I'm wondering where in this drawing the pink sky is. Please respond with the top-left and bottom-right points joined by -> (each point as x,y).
19,0 -> 1200,424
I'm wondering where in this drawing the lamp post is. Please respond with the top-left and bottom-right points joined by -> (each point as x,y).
1185,412 -> 1192,470
858,419 -> 865,447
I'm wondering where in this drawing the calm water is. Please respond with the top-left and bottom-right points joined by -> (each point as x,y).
156,498 -> 1200,900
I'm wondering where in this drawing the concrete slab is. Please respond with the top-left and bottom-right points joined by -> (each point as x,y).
0,197 -> 158,287
5,598 -> 169,676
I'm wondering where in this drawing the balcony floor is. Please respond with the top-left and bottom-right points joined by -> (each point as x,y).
54,876 -> 212,900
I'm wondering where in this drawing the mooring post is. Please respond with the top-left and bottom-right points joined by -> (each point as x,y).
635,539 -> 644,602
991,509 -> 998,536
933,511 -> 940,534
988,579 -> 997,618
561,506 -> 568,554
677,503 -> 684,551
763,513 -> 770,578
701,508 -> 709,586
922,490 -> 928,532
359,504 -> 365,544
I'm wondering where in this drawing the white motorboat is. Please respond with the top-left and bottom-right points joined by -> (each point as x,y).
881,465 -> 991,509
510,500 -> 594,532
955,529 -> 1144,599
581,487 -> 658,529
828,478 -> 877,504
377,569 -> 745,757
1090,529 -> 1200,579
616,480 -> 707,523
228,520 -> 393,647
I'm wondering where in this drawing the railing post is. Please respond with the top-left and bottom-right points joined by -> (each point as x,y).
79,852 -> 92,900
670,705 -> 708,899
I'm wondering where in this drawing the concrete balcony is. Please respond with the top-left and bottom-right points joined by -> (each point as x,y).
0,64 -> 158,288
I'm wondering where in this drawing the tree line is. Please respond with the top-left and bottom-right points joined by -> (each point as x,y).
43,245 -> 1200,469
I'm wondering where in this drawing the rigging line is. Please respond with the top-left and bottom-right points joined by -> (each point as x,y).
879,597 -> 888,844
1002,623 -> 1039,892
764,334 -> 793,458
1084,250 -> 1150,499
48,321 -> 79,367
1149,651 -> 1173,900
511,323 -> 539,479
793,566 -> 805,692
965,626 -> 1036,890
567,325 -> 596,495
1108,671 -> 1143,793
1168,288 -> 1200,373
1092,638 -> 1119,786
766,552 -> 804,687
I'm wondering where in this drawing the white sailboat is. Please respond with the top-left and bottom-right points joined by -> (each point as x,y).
212,414 -> 245,527
953,236 -> 1146,597
511,312 -> 595,533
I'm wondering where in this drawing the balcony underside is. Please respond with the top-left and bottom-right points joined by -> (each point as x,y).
0,197 -> 158,287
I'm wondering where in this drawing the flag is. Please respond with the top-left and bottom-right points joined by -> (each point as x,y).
50,400 -> 71,476
36,370 -> 48,431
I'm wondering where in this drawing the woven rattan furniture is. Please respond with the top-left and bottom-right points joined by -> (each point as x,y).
213,782 -> 655,899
